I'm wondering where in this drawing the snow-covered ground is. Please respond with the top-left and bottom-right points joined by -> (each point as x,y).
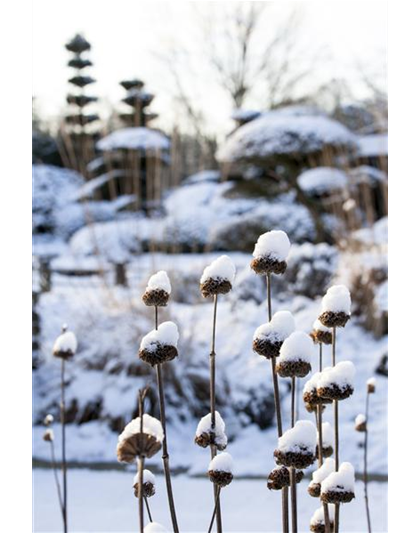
33,469 -> 387,532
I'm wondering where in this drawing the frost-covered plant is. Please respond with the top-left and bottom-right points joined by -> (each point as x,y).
133,470 -> 156,522
52,324 -> 77,533
42,414 -> 64,523
207,453 -> 234,532
320,462 -> 355,504
198,255 -> 235,533
140,271 -> 180,533
250,230 -> 291,532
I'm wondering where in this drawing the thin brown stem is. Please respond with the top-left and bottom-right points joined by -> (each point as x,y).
364,393 -> 372,533
138,390 -> 145,533
266,273 -> 288,533
144,497 -> 153,523
60,359 -> 68,533
208,486 -> 221,533
332,327 -> 339,533
49,441 -> 64,520
290,377 -> 297,533
154,307 -> 180,533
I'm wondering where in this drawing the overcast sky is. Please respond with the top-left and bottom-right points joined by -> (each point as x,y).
32,0 -> 387,136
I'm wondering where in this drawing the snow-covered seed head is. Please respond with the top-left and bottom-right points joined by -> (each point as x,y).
138,321 -> 179,366
43,429 -> 54,442
367,377 -> 376,394
310,319 -> 332,345
354,414 -> 367,432
250,230 -> 290,276
44,414 -> 54,426
116,415 -> 164,463
195,411 -> 227,451
133,469 -> 156,498
208,452 -> 234,487
200,255 -> 235,298
253,311 -> 296,359
53,327 -> 77,360
144,523 -> 169,533
316,361 -> 356,401
310,504 -> 335,533
320,462 -> 355,504
274,420 -> 317,469
303,373 -> 332,408
318,285 -> 351,328
276,331 -> 314,378
267,465 -> 304,491
142,271 -> 171,307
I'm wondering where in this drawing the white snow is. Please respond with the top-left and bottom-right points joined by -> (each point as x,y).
146,271 -> 172,294
321,462 -> 355,493
140,321 -> 179,352
200,255 -> 236,284
208,452 -> 234,473
253,230 -> 291,261
303,372 -> 321,395
43,429 -> 54,441
183,170 -> 220,185
277,420 -> 317,454
353,217 -> 388,247
133,469 -> 156,487
53,330 -> 77,355
279,331 -> 314,363
318,361 -> 356,390
44,414 -> 54,425
297,167 -> 348,195
218,111 -> 356,162
144,523 -> 169,533
312,319 -> 330,333
196,412 -> 228,448
355,414 -> 366,426
321,285 -> 351,314
310,504 -> 335,527
312,457 -> 335,484
253,311 -> 295,343
358,134 -> 388,157
348,165 -> 387,184
319,422 -> 333,448
231,109 -> 261,122
97,128 -> 171,152
367,377 -> 377,388
118,414 -> 164,444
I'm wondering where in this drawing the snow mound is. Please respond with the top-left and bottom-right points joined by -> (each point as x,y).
118,414 -> 164,443
358,134 -> 388,157
184,170 -> 221,185
200,255 -> 236,284
146,271 -> 171,294
321,462 -> 355,493
355,414 -> 366,426
277,420 -> 317,454
253,230 -> 291,261
298,167 -> 348,195
196,412 -> 228,449
218,111 -> 356,162
144,522 -> 169,533
310,505 -> 334,527
321,285 -> 351,314
312,457 -> 335,484
53,330 -> 77,354
319,422 -> 333,448
318,361 -> 356,390
254,310 -> 295,342
97,128 -> 170,152
279,331 -> 314,363
208,452 -> 234,473
140,322 -> 179,351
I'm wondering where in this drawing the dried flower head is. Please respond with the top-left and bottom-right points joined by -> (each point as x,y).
43,429 -> 54,442
276,331 -> 313,378
316,362 -> 355,401
208,452 -> 234,487
354,414 -> 367,432
116,415 -> 164,463
318,285 -> 351,328
142,271 -> 172,307
367,377 -> 376,394
310,319 -> 332,345
274,420 -> 317,469
195,412 -> 227,451
310,505 -> 335,533
253,311 -> 295,359
303,373 -> 333,407
53,325 -> 77,360
267,465 -> 304,491
200,255 -> 235,298
133,469 -> 156,498
138,321 -> 179,366
320,462 -> 355,504
250,230 -> 290,276
44,414 -> 54,426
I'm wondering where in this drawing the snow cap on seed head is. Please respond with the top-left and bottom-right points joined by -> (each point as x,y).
319,422 -> 333,448
277,420 -> 317,453
279,331 -> 314,363
321,462 -> 355,493
208,451 -> 234,474
146,271 -> 171,294
312,318 -> 330,333
140,321 -> 179,351
200,255 -> 236,284
318,361 -> 356,389
312,457 -> 335,484
133,469 -> 156,487
310,505 -> 335,528
53,325 -> 77,357
144,523 -> 169,533
367,377 -> 376,393
253,230 -> 291,261
253,310 -> 295,342
321,285 -> 351,314
44,414 -> 54,426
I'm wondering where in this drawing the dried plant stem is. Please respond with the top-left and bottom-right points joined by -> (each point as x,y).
60,359 -> 68,533
207,486 -> 222,533
266,273 -> 289,533
138,391 -> 145,533
209,294 -> 223,533
49,441 -> 64,520
290,377 -> 297,533
332,327 -> 340,533
154,307 -> 180,533
144,497 -> 153,523
364,393 -> 372,533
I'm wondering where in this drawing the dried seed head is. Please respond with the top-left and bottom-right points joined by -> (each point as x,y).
43,429 -> 54,442
44,414 -> 54,426
208,470 -> 233,487
250,256 -> 287,276
208,452 -> 234,487
133,470 -> 156,498
318,310 -> 350,329
308,481 -> 321,498
316,444 -> 334,458
354,414 -> 367,432
53,326 -> 77,360
317,383 -> 354,401
142,289 -> 170,307
310,329 -> 333,345
274,448 -> 316,469
252,337 -> 283,359
367,377 -> 376,394
276,360 -> 312,378
200,278 -> 232,298
139,344 -> 178,366
321,488 -> 355,504
200,256 -> 235,297
117,415 -> 164,463
267,466 -> 304,490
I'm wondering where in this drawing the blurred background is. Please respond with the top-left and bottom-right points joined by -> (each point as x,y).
32,1 -> 387,530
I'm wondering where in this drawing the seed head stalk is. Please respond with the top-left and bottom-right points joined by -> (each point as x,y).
364,391 -> 372,533
48,438 -> 64,521
138,390 -> 145,533
60,358 -> 68,533
154,306 -> 180,533
332,327 -> 340,533
266,273 -> 289,533
290,376 -> 298,533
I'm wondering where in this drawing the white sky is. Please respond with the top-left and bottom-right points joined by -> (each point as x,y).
32,0 -> 387,136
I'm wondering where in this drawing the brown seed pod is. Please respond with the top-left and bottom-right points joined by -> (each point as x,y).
200,278 -> 232,298
142,289 -> 170,307
253,338 -> 283,359
321,488 -> 355,504
267,466 -> 303,490
138,344 -> 178,366
134,481 -> 155,498
194,432 -> 227,451
310,520 -> 335,533
274,448 -> 316,469
318,311 -> 350,329
317,383 -> 354,401
303,389 -> 332,406
276,360 -> 312,378
250,256 -> 287,275
355,421 -> 367,432
305,402 -> 326,414
316,444 -> 334,458
367,382 -> 376,394
208,470 -> 233,487
310,329 -> 333,345
43,430 -> 54,442
117,433 -> 162,463
308,481 -> 321,498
